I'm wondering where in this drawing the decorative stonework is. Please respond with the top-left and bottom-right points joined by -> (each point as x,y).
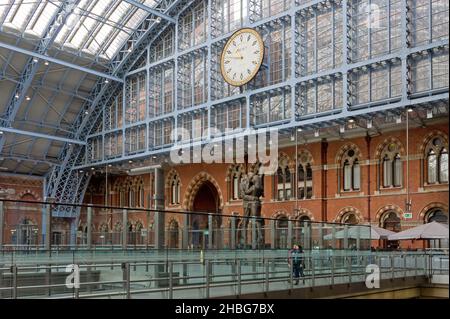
271,210 -> 289,219
292,208 -> 315,221
374,204 -> 403,222
165,169 -> 181,188
333,206 -> 363,223
335,143 -> 363,164
297,149 -> 314,165
183,172 -> 224,210
418,202 -> 448,221
16,189 -> 41,201
374,137 -> 405,159
418,130 -> 449,157
278,152 -> 295,170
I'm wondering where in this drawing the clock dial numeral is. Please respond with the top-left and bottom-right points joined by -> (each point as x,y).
247,69 -> 251,74
247,35 -> 251,41
227,50 -> 231,54
252,41 -> 257,46
225,60 -> 230,64
227,68 -> 231,73
240,73 -> 243,80
240,35 -> 243,41
233,73 -> 236,79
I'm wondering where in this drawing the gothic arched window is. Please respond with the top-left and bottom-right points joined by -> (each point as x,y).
381,142 -> 403,188
426,137 -> 448,184
342,149 -> 360,191
297,152 -> 313,199
170,174 -> 181,205
276,162 -> 292,201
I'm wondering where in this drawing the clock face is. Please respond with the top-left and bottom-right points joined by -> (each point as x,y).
220,28 -> 264,87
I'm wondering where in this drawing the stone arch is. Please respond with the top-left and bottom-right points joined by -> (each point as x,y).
375,204 -> 404,221
418,130 -> 449,157
165,169 -> 181,188
333,206 -> 363,223
17,189 -> 41,201
183,172 -> 224,210
278,152 -> 295,171
297,149 -> 315,166
271,210 -> 289,220
375,137 -> 405,159
419,202 -> 448,221
335,143 -> 363,164
293,208 -> 315,221
226,163 -> 245,181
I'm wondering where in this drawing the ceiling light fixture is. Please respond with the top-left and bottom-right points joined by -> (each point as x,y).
314,129 -> 320,137
26,96 -> 31,101
367,119 -> 373,129
427,109 -> 433,119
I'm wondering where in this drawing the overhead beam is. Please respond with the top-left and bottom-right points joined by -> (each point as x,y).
0,127 -> 85,145
123,0 -> 176,23
0,41 -> 124,83
0,155 -> 60,167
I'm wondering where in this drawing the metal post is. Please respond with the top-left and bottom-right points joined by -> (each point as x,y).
87,205 -> 92,249
270,220 -> 275,249
208,214 -> 213,249
415,254 -> 418,277
205,260 -> 210,299
318,223 -> 323,249
45,202 -> 52,253
343,224 -> 349,250
251,217 -> 257,249
391,255 -> 395,281
331,224 -> 336,249
311,256 -> 315,288
154,167 -> 165,249
122,262 -> 130,299
237,259 -> 241,297
331,255 -> 335,286
122,209 -> 127,250
12,265 -> 17,299
404,254 -> 407,279
347,257 -> 352,284
265,259 -> 269,294
230,216 -> 236,250
0,199 -> 4,250
168,261 -> 173,299
304,222 -> 310,250
287,219 -> 293,248
182,214 -> 189,249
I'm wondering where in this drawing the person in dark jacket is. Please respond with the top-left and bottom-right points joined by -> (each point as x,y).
288,244 -> 304,285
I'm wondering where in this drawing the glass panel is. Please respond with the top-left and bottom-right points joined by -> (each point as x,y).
439,149 -> 448,183
428,150 -> 437,183
353,161 -> 360,190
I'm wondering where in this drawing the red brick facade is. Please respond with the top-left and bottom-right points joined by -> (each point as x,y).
0,123 -> 448,247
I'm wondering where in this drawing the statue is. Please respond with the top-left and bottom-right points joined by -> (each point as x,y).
240,170 -> 264,248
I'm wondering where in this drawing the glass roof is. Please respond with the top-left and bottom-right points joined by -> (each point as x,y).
0,0 -> 159,61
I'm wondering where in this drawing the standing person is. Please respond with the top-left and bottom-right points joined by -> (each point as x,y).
288,244 -> 303,285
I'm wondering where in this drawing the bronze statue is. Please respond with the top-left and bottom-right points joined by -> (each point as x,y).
240,170 -> 264,248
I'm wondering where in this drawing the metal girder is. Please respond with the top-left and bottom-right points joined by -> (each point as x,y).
0,42 -> 124,83
0,155 -> 60,167
123,0 -> 176,23
0,126 -> 85,145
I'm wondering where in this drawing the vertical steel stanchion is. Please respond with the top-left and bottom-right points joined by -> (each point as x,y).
205,260 -> 210,299
237,259 -> 241,297
122,209 -> 127,250
168,261 -> 173,299
391,255 -> 395,280
290,258 -> 293,290
415,254 -> 418,277
122,263 -> 130,299
404,254 -> 407,279
311,256 -> 315,288
231,216 -> 236,250
0,199 -> 4,251
265,259 -> 269,294
87,205 -> 92,250
12,265 -> 17,299
347,257 -> 352,284
331,255 -> 335,286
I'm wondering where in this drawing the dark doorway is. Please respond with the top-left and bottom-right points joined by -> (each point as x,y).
191,181 -> 220,249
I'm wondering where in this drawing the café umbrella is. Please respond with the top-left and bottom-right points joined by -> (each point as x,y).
323,225 -> 395,240
388,221 -> 449,240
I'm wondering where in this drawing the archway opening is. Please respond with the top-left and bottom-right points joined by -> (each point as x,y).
190,180 -> 220,249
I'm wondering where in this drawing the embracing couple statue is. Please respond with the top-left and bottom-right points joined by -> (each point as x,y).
240,170 -> 264,248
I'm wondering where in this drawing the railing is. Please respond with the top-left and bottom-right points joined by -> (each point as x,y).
0,198 -> 372,251
0,250 -> 446,299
